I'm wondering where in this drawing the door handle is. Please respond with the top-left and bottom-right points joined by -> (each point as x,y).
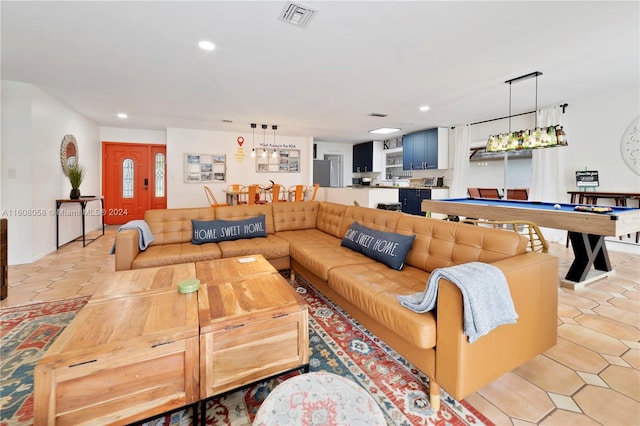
144,178 -> 148,189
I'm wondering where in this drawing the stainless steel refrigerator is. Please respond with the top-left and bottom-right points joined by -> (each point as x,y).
313,160 -> 336,187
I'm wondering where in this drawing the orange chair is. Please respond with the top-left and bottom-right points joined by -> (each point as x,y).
236,185 -> 250,205
252,184 -> 269,204
507,188 -> 528,200
308,183 -> 320,201
270,184 -> 287,203
467,188 -> 481,198
204,186 -> 229,207
478,188 -> 502,199
288,185 -> 307,202
242,185 -> 260,205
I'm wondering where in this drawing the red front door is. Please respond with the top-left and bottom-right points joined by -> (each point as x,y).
102,142 -> 167,225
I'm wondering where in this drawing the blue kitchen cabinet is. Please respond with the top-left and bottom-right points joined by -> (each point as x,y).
399,188 -> 431,215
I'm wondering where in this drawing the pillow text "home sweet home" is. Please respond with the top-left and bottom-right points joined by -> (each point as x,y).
341,222 -> 415,270
192,215 -> 267,244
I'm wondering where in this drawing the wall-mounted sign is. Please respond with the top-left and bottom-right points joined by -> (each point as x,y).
575,170 -> 599,188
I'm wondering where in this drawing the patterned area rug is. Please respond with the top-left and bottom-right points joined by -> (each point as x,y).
0,276 -> 493,426
0,297 -> 90,426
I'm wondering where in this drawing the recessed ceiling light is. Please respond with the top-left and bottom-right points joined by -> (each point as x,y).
198,40 -> 215,51
369,127 -> 401,135
419,105 -> 430,111
117,113 -> 128,118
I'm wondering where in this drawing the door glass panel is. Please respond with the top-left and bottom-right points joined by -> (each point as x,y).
155,153 -> 165,197
122,158 -> 134,198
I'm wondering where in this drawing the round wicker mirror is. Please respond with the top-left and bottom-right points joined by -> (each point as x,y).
60,134 -> 78,176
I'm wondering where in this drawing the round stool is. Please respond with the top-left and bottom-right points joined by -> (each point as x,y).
253,372 -> 385,425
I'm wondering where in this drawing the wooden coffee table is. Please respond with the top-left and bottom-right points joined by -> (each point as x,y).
196,256 -> 309,402
34,256 -> 308,425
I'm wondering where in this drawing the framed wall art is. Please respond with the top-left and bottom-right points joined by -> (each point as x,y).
184,153 -> 226,183
255,149 -> 300,173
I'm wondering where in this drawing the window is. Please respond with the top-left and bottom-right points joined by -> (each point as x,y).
155,153 -> 165,197
122,158 -> 134,198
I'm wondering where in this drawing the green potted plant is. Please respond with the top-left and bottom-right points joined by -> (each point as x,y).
67,163 -> 86,199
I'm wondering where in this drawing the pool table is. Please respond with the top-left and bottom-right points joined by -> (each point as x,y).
421,198 -> 640,288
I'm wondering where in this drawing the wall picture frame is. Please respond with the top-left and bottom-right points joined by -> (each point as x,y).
184,153 -> 226,183
255,149 -> 300,173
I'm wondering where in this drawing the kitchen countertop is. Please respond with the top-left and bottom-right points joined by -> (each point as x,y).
346,185 -> 449,189
368,185 -> 449,189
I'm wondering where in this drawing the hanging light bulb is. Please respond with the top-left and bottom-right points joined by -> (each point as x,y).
261,124 -> 268,157
250,123 -> 256,157
272,125 -> 278,158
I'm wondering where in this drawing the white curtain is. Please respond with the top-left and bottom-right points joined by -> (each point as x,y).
450,125 -> 471,198
530,105 -> 567,243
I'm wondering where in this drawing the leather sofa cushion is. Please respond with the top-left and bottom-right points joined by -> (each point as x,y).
145,207 -> 216,245
272,201 -> 319,232
396,215 -> 528,272
218,235 -> 289,260
213,204 -> 276,234
316,202 -> 349,238
328,263 -> 436,349
278,229 -> 375,281
131,242 -> 222,269
339,205 -> 402,238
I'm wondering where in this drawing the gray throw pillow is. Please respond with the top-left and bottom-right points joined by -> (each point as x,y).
192,215 -> 267,244
341,221 -> 415,270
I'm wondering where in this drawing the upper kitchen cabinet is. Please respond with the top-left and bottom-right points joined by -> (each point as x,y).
352,141 -> 383,173
402,127 -> 449,170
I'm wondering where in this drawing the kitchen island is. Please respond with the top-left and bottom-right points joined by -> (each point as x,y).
318,186 -> 449,210
319,187 -> 399,208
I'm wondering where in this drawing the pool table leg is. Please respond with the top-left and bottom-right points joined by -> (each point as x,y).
566,232 -> 612,283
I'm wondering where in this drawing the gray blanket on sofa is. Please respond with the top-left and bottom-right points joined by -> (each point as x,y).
109,220 -> 155,254
397,262 -> 518,343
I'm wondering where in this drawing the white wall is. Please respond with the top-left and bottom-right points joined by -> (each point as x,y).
562,87 -> 640,193
100,127 -> 166,145
166,128 -> 313,208
1,81 -> 101,264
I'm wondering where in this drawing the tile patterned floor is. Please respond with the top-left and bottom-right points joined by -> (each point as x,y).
2,228 -> 639,425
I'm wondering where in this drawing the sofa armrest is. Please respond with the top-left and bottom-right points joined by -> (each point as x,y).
114,229 -> 140,271
434,252 -> 558,400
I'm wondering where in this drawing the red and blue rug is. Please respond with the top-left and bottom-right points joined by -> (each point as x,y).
0,275 -> 493,426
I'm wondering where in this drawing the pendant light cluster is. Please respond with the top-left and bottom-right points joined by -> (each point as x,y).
486,72 -> 568,153
250,123 -> 279,158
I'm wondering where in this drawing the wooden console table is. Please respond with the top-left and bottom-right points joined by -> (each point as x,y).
55,196 -> 105,249
567,191 -> 640,207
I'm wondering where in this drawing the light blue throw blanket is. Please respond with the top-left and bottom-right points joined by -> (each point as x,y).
109,220 -> 155,254
397,262 -> 518,343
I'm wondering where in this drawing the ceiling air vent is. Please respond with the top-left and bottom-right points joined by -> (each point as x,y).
369,113 -> 388,118
280,1 -> 318,28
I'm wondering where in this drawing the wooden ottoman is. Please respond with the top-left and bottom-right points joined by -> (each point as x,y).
197,256 -> 309,399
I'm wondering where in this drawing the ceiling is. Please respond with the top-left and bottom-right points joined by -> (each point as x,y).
2,1 -> 638,144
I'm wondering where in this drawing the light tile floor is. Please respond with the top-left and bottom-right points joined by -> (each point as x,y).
2,227 -> 639,425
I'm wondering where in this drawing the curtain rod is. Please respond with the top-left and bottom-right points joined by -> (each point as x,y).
451,103 -> 568,129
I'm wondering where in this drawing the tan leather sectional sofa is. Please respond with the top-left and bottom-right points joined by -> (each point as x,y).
114,201 -> 558,410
